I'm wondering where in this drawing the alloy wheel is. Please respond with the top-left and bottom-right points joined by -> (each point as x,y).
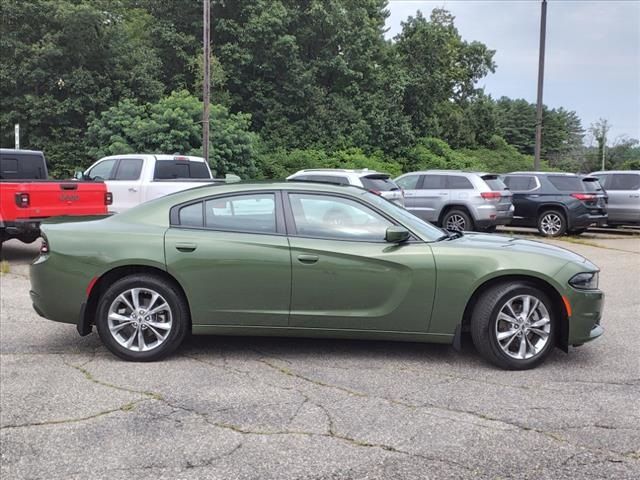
494,294 -> 551,360
107,288 -> 173,352
446,214 -> 466,231
540,213 -> 562,236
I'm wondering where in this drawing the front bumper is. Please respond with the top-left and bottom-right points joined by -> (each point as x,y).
566,287 -> 604,345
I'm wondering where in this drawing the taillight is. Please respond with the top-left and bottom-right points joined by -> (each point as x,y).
15,192 -> 30,208
571,193 -> 596,201
105,192 -> 113,205
481,191 -> 501,201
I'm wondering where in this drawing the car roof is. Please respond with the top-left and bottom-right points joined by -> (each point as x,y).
507,171 -> 578,176
0,148 -> 44,155
289,169 -> 388,177
98,154 -> 207,163
590,170 -> 640,175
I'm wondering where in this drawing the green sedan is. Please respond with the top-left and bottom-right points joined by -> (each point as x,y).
29,182 -> 604,369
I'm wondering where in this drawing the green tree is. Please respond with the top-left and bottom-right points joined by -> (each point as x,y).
87,91 -> 258,177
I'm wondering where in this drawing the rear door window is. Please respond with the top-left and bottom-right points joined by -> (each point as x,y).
205,193 -> 276,233
609,174 -> 640,191
114,159 -> 143,180
361,176 -> 399,192
421,175 -> 446,189
447,176 -> 473,189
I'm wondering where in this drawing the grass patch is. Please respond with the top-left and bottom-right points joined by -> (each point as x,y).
555,237 -> 602,248
0,261 -> 9,275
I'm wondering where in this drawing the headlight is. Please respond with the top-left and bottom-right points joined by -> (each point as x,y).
569,272 -> 599,290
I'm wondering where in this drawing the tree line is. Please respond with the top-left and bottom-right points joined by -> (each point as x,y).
1,0 -> 638,178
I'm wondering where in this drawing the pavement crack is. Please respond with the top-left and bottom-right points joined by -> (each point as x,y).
0,399 -> 147,430
63,359 -> 163,401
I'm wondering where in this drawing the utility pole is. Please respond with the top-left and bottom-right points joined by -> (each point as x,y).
534,0 -> 547,170
202,0 -> 211,163
601,136 -> 606,171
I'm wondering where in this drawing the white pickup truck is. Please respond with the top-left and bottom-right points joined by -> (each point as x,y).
81,154 -> 229,213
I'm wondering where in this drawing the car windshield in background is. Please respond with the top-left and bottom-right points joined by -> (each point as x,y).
361,175 -> 399,191
154,160 -> 209,180
363,191 -> 444,241
482,175 -> 508,190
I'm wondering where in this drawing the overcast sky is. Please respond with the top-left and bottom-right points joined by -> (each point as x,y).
385,0 -> 640,143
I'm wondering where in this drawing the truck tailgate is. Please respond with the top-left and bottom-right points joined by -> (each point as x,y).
3,181 -> 108,219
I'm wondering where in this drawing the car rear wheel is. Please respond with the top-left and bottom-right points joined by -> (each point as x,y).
471,282 -> 556,370
537,210 -> 566,237
95,274 -> 189,361
442,209 -> 474,232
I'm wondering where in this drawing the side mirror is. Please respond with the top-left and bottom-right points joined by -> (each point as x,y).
385,226 -> 410,243
74,170 -> 85,180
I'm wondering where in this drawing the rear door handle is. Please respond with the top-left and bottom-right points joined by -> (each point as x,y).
128,187 -> 138,192
175,242 -> 197,252
297,254 -> 319,264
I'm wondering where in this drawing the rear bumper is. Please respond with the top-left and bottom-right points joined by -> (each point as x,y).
1,219 -> 42,236
570,213 -> 608,229
474,207 -> 514,228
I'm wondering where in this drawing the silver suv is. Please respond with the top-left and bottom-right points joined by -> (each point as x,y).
394,170 -> 514,231
287,169 -> 405,206
590,170 -> 640,226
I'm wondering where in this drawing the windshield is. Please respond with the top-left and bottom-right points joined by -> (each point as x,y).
582,177 -> 603,192
362,191 -> 445,241
482,175 -> 508,190
361,175 -> 400,191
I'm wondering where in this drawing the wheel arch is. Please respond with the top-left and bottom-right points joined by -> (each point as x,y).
438,204 -> 473,225
79,265 -> 191,336
458,274 -> 569,352
536,203 -> 569,218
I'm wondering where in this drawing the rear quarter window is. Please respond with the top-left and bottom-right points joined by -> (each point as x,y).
547,176 -> 582,191
503,176 -> 536,191
447,176 -> 473,189
482,175 -> 508,191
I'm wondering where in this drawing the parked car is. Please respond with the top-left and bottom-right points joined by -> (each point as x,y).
0,148 -> 110,248
393,170 -> 513,232
30,182 -> 603,369
80,154 -> 227,213
589,170 -> 640,227
502,172 -> 607,237
286,169 -> 404,206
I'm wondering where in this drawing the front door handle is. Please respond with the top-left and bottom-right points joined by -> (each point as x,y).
297,254 -> 319,264
175,242 -> 197,252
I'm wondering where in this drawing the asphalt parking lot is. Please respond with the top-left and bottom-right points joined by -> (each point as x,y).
1,230 -> 639,480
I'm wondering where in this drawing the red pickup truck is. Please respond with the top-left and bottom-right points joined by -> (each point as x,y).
0,149 -> 111,248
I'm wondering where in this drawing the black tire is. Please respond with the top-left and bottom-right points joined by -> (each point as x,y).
537,209 -> 567,237
568,228 -> 587,235
95,274 -> 189,361
442,209 -> 474,232
470,282 -> 556,370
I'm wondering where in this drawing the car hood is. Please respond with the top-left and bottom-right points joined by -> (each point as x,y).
451,232 -> 588,264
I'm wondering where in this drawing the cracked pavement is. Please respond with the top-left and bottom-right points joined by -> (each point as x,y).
1,235 -> 639,479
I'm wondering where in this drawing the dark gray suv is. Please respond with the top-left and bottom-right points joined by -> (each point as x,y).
502,172 -> 608,236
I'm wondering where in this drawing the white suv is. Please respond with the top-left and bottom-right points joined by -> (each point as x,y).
287,169 -> 405,206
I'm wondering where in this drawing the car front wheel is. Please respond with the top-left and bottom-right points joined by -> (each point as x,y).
471,282 -> 556,370
95,274 -> 189,361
